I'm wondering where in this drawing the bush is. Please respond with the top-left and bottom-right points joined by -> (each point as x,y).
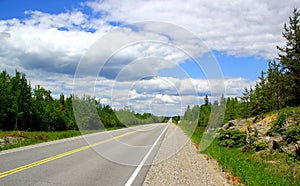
254,141 -> 269,151
272,113 -> 287,133
217,129 -> 247,148
284,125 -> 300,143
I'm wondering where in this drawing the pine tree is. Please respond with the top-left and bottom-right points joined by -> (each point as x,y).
204,94 -> 209,106
252,71 -> 268,114
266,60 -> 287,110
240,87 -> 252,118
277,8 -> 300,106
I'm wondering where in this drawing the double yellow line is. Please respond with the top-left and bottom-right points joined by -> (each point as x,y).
0,130 -> 137,179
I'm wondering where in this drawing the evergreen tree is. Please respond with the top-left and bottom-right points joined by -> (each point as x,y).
224,97 -> 241,122
240,87 -> 251,118
183,105 -> 191,120
204,94 -> 209,106
198,95 -> 211,127
267,60 -> 287,110
252,71 -> 266,114
277,8 -> 300,106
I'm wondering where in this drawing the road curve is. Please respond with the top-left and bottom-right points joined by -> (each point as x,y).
0,123 -> 168,186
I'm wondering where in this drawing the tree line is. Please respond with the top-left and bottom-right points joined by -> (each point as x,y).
241,8 -> 300,116
182,8 -> 300,126
0,71 -> 161,131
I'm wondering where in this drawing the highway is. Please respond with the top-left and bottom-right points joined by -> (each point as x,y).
0,123 -> 168,186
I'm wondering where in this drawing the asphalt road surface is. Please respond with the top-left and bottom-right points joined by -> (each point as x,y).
0,123 -> 168,186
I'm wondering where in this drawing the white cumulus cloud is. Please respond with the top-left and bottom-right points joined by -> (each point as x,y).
1,0 -> 298,115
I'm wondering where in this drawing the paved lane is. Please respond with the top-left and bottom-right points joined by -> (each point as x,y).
0,123 -> 168,186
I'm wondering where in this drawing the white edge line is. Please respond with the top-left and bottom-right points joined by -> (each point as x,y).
125,123 -> 169,186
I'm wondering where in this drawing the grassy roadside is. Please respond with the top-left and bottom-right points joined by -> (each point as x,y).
203,140 -> 298,185
178,122 -> 300,185
0,126 -> 125,151
177,122 -> 205,147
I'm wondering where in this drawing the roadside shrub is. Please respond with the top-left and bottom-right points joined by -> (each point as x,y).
272,113 -> 287,133
217,129 -> 247,148
254,141 -> 269,151
284,125 -> 300,143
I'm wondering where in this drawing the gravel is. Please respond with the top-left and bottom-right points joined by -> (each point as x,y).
143,123 -> 232,186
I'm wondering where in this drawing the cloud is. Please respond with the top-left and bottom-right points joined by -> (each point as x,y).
0,10 -> 105,75
76,23 -> 212,82
16,64 -> 251,116
92,76 -> 250,115
84,0 -> 300,59
1,0 -> 298,115
2,1 -> 297,78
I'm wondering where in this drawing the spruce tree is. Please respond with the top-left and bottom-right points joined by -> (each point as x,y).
277,8 -> 300,106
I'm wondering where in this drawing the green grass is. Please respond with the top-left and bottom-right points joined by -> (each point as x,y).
0,126 -> 125,151
179,122 -> 300,186
177,121 -> 205,147
204,141 -> 299,185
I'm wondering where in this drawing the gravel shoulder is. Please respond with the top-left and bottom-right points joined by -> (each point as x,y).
143,123 -> 232,186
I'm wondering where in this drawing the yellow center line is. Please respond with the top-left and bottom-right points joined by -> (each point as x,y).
0,130 -> 138,179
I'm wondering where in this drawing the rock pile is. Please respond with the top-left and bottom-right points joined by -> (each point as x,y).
221,114 -> 300,157
0,136 -> 20,147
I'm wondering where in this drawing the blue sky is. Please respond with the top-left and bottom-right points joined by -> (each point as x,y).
0,0 -> 84,19
213,51 -> 268,80
0,0 -> 298,115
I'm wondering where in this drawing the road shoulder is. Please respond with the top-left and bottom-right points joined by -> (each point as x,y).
143,123 -> 232,186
